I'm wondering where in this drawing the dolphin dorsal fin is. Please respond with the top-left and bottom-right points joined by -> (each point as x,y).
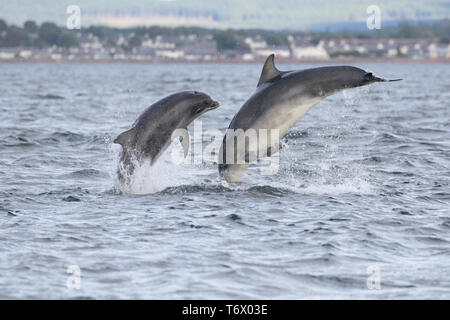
257,54 -> 283,87
113,128 -> 136,146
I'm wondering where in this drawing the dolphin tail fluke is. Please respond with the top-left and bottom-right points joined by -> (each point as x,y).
114,128 -> 136,146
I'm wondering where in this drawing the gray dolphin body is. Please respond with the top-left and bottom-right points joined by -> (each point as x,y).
114,91 -> 219,180
219,54 -> 401,183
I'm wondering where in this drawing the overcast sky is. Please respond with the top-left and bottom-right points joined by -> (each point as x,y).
1,0 -> 448,30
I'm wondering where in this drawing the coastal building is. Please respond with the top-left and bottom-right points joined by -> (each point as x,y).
288,36 -> 329,60
244,36 -> 267,51
0,26 -> 448,62
0,48 -> 16,60
142,36 -> 176,49
18,50 -> 32,59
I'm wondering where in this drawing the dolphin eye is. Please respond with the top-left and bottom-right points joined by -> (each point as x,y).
194,105 -> 204,114
364,73 -> 374,81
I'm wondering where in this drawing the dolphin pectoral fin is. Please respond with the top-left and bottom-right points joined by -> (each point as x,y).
257,54 -> 284,87
180,130 -> 190,158
171,128 -> 190,158
114,128 -> 136,146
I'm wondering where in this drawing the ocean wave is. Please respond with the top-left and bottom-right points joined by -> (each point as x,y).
61,169 -> 109,179
32,94 -> 65,100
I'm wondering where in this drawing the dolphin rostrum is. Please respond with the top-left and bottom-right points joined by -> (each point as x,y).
219,54 -> 401,183
114,91 -> 219,181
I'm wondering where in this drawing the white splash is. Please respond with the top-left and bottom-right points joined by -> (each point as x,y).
296,179 -> 375,195
112,141 -> 195,195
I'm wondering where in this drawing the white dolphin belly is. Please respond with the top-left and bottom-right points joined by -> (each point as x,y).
254,96 -> 323,139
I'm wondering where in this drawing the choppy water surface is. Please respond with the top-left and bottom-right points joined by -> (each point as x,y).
0,62 -> 449,299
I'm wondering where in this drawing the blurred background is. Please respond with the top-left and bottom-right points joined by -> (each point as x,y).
0,0 -> 449,62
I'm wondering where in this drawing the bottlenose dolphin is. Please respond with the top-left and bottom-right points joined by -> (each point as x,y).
114,91 -> 219,180
219,54 -> 401,183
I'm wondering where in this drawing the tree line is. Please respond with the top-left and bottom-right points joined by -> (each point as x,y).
0,20 -> 78,47
0,18 -> 448,49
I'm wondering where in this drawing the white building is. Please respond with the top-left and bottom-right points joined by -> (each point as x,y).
18,50 -> 32,59
156,50 -> 184,59
288,35 -> 329,60
0,51 -> 15,60
254,48 -> 290,58
245,37 -> 267,51
291,46 -> 329,60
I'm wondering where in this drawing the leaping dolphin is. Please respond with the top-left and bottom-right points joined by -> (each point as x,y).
218,54 -> 401,183
114,91 -> 219,181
